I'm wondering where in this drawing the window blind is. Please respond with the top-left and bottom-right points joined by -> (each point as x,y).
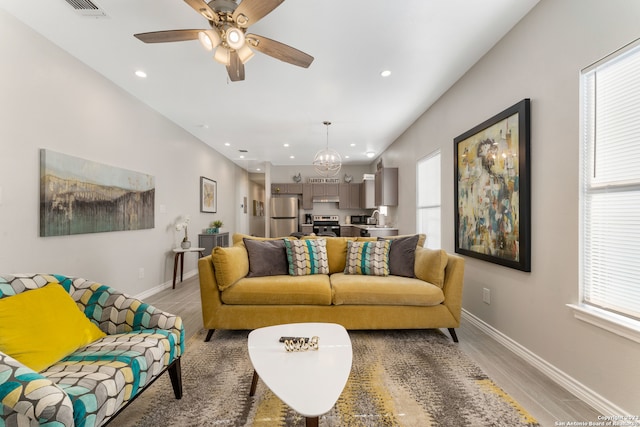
581,40 -> 640,321
417,151 -> 441,249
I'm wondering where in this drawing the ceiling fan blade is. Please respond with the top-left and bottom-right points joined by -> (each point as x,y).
134,29 -> 202,43
246,34 -> 314,68
226,51 -> 245,82
233,0 -> 284,28
184,0 -> 219,23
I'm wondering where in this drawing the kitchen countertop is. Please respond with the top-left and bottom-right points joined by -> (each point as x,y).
341,224 -> 398,231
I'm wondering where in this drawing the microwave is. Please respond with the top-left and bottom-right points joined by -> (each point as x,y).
350,215 -> 368,224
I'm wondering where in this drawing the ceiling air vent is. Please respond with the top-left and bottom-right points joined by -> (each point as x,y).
63,0 -> 108,18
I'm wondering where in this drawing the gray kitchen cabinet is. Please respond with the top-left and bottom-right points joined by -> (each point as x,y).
375,168 -> 398,207
271,183 -> 303,194
312,183 -> 339,197
339,183 -> 362,209
361,179 -> 376,209
302,184 -> 313,209
340,226 -> 355,237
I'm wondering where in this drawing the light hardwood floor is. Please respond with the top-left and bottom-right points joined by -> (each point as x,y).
147,275 -> 601,427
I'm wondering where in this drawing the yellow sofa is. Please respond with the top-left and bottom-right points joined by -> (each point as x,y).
198,234 -> 465,342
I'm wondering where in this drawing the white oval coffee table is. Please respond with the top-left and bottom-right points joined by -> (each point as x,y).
248,323 -> 352,427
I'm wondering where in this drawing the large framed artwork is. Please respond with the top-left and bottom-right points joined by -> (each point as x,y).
454,99 -> 531,272
40,149 -> 155,237
200,176 -> 217,213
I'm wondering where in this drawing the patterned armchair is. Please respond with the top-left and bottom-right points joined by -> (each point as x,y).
0,274 -> 184,427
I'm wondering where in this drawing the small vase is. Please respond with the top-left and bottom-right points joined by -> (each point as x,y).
213,227 -> 220,234
181,240 -> 191,249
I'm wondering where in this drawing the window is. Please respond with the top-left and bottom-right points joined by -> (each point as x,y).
576,39 -> 640,341
417,151 -> 441,249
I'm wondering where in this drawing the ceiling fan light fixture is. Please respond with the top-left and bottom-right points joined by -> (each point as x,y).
198,30 -> 221,51
226,27 -> 245,50
237,43 -> 255,64
214,46 -> 230,66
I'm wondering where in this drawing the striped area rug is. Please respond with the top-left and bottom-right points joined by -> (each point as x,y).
117,329 -> 539,426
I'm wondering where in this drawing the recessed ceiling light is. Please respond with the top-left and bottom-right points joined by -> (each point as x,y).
366,151 -> 376,158
380,70 -> 391,77
283,143 -> 290,147
224,142 -> 231,146
290,155 -> 295,159
256,168 -> 261,171
345,155 -> 350,159
135,70 -> 147,78
239,155 -> 245,159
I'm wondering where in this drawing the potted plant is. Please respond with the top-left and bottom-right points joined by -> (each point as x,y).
175,216 -> 191,249
210,220 -> 223,234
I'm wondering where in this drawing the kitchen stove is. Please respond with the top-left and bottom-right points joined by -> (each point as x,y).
312,215 -> 340,236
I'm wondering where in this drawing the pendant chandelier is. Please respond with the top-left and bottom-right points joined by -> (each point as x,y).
313,121 -> 342,177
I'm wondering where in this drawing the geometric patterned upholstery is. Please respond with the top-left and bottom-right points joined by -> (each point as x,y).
0,274 -> 184,427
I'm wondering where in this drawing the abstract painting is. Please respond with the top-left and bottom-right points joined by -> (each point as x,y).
200,176 -> 217,213
454,99 -> 531,271
40,149 -> 155,237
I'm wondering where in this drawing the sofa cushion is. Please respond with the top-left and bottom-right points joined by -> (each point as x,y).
284,239 -> 329,276
44,328 -> 179,426
212,246 -> 249,291
0,283 -> 106,372
221,275 -> 332,305
378,234 -> 420,278
414,247 -> 449,288
243,238 -> 288,277
344,240 -> 391,276
330,273 -> 445,306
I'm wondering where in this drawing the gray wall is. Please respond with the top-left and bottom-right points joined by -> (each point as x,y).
0,9 -> 248,297
380,0 -> 640,415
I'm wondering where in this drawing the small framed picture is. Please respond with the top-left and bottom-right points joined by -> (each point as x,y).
200,176 -> 217,213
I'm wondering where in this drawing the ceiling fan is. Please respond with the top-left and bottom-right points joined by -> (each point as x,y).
134,0 -> 314,82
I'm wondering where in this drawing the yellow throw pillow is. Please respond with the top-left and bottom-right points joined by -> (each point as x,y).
414,247 -> 449,288
0,283 -> 106,372
212,245 -> 250,290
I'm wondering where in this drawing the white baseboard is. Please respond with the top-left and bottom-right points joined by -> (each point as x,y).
134,269 -> 198,300
462,309 -> 629,417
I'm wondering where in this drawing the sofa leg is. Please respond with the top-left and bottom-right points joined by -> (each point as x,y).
448,328 -> 459,343
168,358 -> 183,399
205,329 -> 215,342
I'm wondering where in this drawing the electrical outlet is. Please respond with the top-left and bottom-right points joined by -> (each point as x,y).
483,288 -> 491,304
138,268 -> 145,279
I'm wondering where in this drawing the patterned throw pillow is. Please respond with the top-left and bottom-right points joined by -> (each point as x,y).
344,240 -> 391,276
284,239 -> 329,276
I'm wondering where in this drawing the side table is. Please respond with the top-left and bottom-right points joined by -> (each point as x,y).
172,247 -> 205,289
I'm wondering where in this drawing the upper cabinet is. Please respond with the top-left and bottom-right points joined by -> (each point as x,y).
312,183 -> 339,197
271,183 -> 303,195
361,180 -> 376,209
375,168 -> 398,206
339,183 -> 362,209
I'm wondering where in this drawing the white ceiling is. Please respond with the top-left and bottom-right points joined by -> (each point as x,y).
1,0 -> 538,172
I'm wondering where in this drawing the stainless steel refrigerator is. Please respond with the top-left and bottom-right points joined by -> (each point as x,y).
270,196 -> 298,237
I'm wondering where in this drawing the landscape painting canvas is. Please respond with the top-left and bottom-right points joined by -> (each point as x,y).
454,99 -> 531,271
40,149 -> 155,236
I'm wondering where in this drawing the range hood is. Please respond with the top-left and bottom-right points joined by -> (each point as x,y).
312,196 -> 340,203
